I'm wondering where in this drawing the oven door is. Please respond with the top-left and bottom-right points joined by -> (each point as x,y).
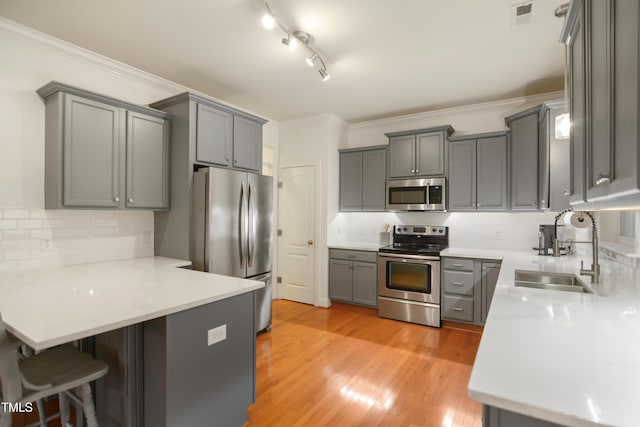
378,253 -> 440,304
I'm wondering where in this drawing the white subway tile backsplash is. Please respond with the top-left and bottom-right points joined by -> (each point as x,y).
0,220 -> 17,230
0,208 -> 154,271
3,209 -> 30,219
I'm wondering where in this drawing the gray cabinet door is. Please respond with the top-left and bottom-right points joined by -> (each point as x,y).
362,149 -> 386,211
196,103 -> 233,167
388,135 -> 415,178
233,115 -> 262,172
329,259 -> 353,303
510,113 -> 539,210
481,263 -> 500,324
352,261 -> 377,307
586,0 -> 613,201
548,108 -> 572,211
339,152 -> 363,211
477,136 -> 508,211
63,94 -> 122,208
448,139 -> 476,211
416,132 -> 445,176
126,112 -> 170,209
567,2 -> 587,206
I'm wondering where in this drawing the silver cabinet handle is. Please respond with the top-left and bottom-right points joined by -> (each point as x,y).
451,281 -> 464,286
452,263 -> 464,268
416,169 -> 420,173
411,169 -> 415,173
563,189 -> 572,197
596,173 -> 610,185
541,200 -> 546,205
451,307 -> 464,312
128,198 -> 134,203
114,197 -> 120,202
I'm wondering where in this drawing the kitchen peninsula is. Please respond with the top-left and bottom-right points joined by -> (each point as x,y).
0,256 -> 263,426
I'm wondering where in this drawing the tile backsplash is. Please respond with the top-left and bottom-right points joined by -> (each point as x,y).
0,209 -> 153,272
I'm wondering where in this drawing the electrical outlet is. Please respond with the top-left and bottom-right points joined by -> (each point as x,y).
493,231 -> 502,240
41,238 -> 53,251
207,325 -> 227,346
143,230 -> 151,245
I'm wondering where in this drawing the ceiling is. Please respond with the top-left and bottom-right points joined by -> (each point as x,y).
0,0 -> 567,123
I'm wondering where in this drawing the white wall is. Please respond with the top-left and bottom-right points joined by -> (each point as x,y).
278,114 -> 347,307
0,18 -> 273,272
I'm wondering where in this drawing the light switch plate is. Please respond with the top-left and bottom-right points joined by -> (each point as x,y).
207,324 -> 227,346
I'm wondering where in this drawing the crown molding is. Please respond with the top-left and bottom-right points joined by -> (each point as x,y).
349,91 -> 565,129
0,16 -> 185,94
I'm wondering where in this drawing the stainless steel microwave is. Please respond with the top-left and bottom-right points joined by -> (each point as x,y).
386,177 -> 446,211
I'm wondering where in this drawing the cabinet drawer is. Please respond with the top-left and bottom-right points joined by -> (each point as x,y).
329,249 -> 377,263
442,258 -> 474,271
442,270 -> 474,296
443,295 -> 474,323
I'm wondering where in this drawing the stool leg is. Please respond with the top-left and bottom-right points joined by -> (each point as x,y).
58,392 -> 70,427
79,384 -> 98,427
35,399 -> 47,427
0,411 -> 11,427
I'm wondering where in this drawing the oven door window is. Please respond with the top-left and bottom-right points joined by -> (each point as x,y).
388,186 -> 427,205
386,261 -> 432,294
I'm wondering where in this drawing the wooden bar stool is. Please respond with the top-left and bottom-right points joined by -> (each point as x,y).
0,314 -> 108,427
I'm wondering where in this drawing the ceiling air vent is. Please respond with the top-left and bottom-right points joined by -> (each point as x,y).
512,1 -> 534,27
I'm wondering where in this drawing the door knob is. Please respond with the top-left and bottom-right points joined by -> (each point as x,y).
307,240 -> 314,245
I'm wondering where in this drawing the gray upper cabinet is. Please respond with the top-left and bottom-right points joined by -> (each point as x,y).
233,115 -> 263,171
339,146 -> 386,212
540,102 -> 571,212
386,125 -> 454,178
561,0 -> 640,208
166,93 -> 266,173
62,95 -> 122,208
506,107 -> 540,211
447,132 -> 508,212
38,82 -> 170,210
126,111 -> 170,209
196,103 -> 232,167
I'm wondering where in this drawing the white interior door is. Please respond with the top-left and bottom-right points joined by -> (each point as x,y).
278,165 -> 316,304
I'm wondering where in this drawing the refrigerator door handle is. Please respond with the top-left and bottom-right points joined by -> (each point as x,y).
239,181 -> 245,269
247,181 -> 253,268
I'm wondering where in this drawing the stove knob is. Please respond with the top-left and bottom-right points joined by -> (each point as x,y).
431,228 -> 436,233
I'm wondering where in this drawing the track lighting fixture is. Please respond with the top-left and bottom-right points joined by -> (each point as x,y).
281,34 -> 297,50
261,1 -> 331,81
306,53 -> 319,67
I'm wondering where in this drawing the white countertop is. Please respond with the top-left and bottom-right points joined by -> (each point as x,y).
0,256 -> 264,350
458,247 -> 640,427
328,242 -> 381,252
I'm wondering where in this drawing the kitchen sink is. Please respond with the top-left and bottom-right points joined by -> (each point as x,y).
514,270 -> 593,294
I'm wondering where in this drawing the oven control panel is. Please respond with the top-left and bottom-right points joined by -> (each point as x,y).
394,225 -> 447,236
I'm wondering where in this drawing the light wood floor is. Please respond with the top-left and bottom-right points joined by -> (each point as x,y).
247,300 -> 483,427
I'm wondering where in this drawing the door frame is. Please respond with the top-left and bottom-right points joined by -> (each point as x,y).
276,161 -> 321,306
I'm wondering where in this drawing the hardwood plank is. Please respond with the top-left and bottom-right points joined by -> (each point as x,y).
247,300 -> 482,426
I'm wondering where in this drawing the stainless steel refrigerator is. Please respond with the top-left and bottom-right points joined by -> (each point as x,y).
193,167 -> 273,333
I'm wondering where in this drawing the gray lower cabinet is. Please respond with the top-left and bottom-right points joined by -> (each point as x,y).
483,405 -> 564,427
329,249 -> 377,307
386,125 -> 454,178
447,132 -> 508,212
441,257 -> 501,325
38,82 -> 170,210
339,146 -> 386,211
562,0 -> 640,209
144,292 -> 256,427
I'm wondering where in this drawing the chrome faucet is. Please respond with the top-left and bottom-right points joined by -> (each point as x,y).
553,209 -> 600,283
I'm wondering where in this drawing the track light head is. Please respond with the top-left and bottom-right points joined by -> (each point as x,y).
306,53 -> 319,67
261,13 -> 275,30
319,68 -> 331,82
281,35 -> 298,50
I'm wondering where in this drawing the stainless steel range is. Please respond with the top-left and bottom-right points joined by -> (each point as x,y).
377,225 -> 448,327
